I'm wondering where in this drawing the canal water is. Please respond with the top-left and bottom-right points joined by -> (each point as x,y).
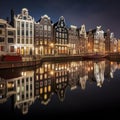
0,59 -> 120,119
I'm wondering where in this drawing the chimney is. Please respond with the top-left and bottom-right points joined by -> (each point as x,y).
10,9 -> 14,27
6,17 -> 9,23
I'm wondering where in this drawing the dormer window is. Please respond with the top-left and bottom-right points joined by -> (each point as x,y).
23,16 -> 27,20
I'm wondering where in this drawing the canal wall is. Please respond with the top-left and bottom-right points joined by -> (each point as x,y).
0,55 -> 82,69
0,54 -> 120,69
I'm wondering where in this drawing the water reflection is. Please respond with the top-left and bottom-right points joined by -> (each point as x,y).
0,59 -> 119,115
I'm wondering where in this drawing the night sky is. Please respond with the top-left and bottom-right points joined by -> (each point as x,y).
0,0 -> 120,38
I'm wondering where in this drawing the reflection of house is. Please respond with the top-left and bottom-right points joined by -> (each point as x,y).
54,63 -> 68,101
79,61 -> 88,89
14,71 -> 34,114
0,79 -> 7,103
87,61 -> 94,82
34,62 -> 54,105
0,70 -> 18,103
68,62 -> 80,90
94,61 -> 105,87
110,62 -> 118,78
104,60 -> 111,80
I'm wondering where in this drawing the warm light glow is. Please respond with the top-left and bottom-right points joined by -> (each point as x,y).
44,87 -> 47,93
50,70 -> 54,76
0,84 -> 3,88
44,94 -> 47,100
50,43 -> 54,48
48,85 -> 51,92
40,88 -> 43,94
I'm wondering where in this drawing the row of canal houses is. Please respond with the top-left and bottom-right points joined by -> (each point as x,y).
0,8 -> 120,58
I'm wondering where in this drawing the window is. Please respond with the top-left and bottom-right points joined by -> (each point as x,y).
0,30 -> 2,34
62,33 -> 64,38
26,30 -> 28,36
8,31 -> 14,35
44,18 -> 48,24
30,39 -> 32,44
0,24 -> 4,28
44,32 -> 47,37
61,22 -> 63,27
59,33 -> 61,37
8,38 -> 14,43
56,32 -> 58,37
44,25 -> 47,30
17,38 -> 20,43
0,46 -> 5,51
30,31 -> 32,36
40,25 -> 43,30
30,23 -> 32,29
48,26 -> 51,31
26,39 -> 28,44
40,31 -> 43,36
17,30 -> 20,35
22,22 -> 24,27
17,21 -> 20,28
22,39 -> 24,44
0,37 -> 4,42
26,23 -> 28,27
22,30 -> 24,36
10,46 -> 14,52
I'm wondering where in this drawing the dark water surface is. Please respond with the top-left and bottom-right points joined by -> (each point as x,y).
0,59 -> 120,119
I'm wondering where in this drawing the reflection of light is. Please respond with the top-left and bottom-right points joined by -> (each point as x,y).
45,64 -> 47,68
21,72 -> 26,76
48,85 -> 51,92
97,82 -> 102,87
0,84 -> 3,88
87,67 -> 90,71
111,62 -> 113,65
44,94 -> 47,100
50,70 -> 54,76
76,67 -> 78,70
91,67 -> 93,70
17,95 -> 20,101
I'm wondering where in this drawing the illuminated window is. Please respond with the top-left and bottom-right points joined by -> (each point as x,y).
40,75 -> 43,80
17,87 -> 20,93
44,74 -> 47,79
40,68 -> 44,74
36,75 -> 39,80
17,95 -> 20,101
48,85 -> 51,92
40,88 -> 43,94
44,87 -> 47,93
44,94 -> 47,100
48,26 -> 51,31
44,25 -> 47,30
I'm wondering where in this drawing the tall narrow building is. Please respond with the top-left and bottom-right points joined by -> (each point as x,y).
34,15 -> 53,57
79,24 -> 87,53
0,19 -> 16,56
14,8 -> 34,58
68,25 -> 79,55
53,16 -> 68,55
